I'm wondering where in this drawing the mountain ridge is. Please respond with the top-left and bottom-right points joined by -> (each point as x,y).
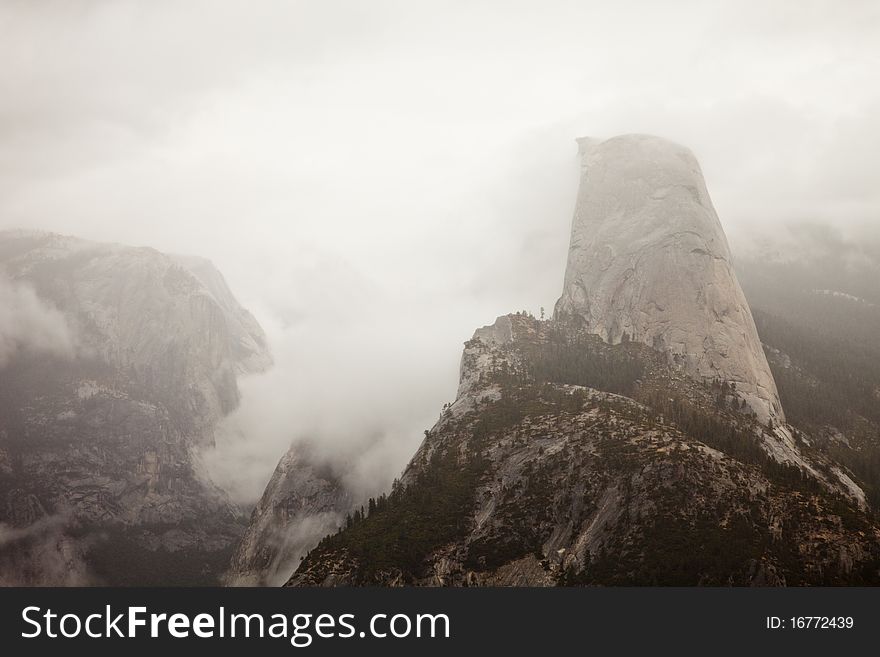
277,136 -> 879,587
288,313 -> 879,586
0,230 -> 270,584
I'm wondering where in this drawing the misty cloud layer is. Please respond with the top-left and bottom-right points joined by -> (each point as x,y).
0,276 -> 76,368
2,1 -> 879,504
0,513 -> 92,586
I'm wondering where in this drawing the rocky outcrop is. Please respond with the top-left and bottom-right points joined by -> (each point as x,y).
0,230 -> 270,584
555,135 -> 783,424
289,314 -> 880,586
226,443 -> 352,586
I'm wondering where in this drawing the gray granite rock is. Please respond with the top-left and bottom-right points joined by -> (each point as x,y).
0,230 -> 271,584
226,443 -> 352,586
555,135 -> 783,423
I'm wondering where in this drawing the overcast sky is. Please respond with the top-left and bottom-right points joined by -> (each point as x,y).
2,0 -> 878,501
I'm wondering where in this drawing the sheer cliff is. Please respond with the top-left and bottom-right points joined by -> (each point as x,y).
555,135 -> 782,424
0,230 -> 270,584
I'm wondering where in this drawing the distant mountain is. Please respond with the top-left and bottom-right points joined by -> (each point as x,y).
736,232 -> 880,509
0,230 -> 270,584
226,443 -> 352,586
283,137 -> 880,587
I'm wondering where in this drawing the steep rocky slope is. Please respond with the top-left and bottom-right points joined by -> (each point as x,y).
226,443 -> 352,586
0,230 -> 270,584
736,235 -> 880,509
556,135 -> 782,424
289,315 -> 879,586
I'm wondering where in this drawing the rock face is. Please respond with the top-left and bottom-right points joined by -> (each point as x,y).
226,443 -> 352,586
555,135 -> 783,424
0,230 -> 270,584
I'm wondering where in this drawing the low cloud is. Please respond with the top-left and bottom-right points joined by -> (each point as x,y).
0,514 -> 68,549
199,301 -> 458,508
0,513 -> 92,586
228,510 -> 345,587
0,275 -> 76,368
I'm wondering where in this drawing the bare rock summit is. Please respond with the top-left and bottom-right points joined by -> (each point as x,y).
555,134 -> 783,424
